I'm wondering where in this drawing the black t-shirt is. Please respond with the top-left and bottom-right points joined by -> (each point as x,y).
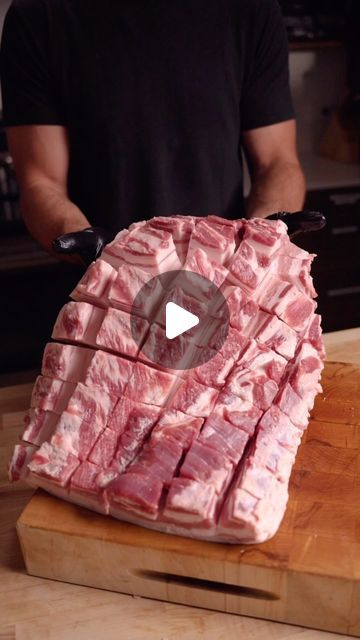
0,0 -> 294,232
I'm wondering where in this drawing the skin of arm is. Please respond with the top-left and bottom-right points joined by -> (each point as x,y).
5,125 -> 90,255
242,119 -> 306,219
6,120 -> 304,255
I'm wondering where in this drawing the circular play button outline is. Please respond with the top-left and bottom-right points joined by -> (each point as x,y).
130,269 -> 230,370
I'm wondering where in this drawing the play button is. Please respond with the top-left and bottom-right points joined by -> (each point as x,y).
165,302 -> 199,339
130,269 -> 230,370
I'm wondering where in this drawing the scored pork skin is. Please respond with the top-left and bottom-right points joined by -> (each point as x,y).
9,215 -> 324,543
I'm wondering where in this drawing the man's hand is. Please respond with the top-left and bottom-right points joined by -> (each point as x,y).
242,120 -> 306,219
267,210 -> 326,238
53,227 -> 116,266
5,125 -> 90,256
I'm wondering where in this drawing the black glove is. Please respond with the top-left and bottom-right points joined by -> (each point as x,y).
52,227 -> 116,266
53,213 -> 326,266
266,210 -> 326,238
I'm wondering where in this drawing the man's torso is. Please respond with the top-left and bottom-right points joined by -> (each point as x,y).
7,0 -> 268,229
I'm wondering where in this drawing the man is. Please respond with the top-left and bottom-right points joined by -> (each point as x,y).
0,0 -> 305,257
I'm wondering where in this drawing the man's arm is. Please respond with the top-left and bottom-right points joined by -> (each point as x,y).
6,125 -> 90,254
242,119 -> 306,219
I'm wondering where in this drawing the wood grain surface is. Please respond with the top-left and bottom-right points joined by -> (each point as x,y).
1,329 -> 359,640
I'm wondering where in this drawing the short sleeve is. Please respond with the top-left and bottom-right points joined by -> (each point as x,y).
0,0 -> 65,127
241,0 -> 294,132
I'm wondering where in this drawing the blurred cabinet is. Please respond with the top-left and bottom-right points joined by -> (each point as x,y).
296,186 -> 360,332
0,262 -> 83,374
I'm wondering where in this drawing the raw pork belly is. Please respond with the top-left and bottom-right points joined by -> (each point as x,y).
9,215 -> 324,544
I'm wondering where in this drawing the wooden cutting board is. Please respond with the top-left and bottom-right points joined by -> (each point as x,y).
16,362 -> 360,637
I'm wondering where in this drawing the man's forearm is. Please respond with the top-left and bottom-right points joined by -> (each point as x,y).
20,182 -> 90,254
246,160 -> 306,219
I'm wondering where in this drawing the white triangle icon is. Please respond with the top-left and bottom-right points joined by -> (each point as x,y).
165,302 -> 199,340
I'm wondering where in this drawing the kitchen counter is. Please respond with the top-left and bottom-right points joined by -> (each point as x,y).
1,328 -> 359,640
